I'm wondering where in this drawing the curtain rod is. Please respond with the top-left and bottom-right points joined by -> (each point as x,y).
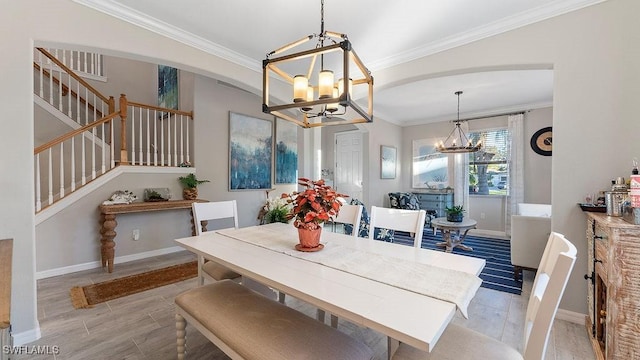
457,110 -> 528,123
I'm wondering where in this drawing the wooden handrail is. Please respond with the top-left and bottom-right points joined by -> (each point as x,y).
33,62 -> 110,119
127,100 -> 194,118
36,48 -> 110,104
34,112 -> 118,155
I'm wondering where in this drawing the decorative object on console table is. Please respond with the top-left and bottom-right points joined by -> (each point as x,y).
445,205 -> 465,222
178,173 -> 209,200
281,178 -> 347,251
143,188 -> 171,202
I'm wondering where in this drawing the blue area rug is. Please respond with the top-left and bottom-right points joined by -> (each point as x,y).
393,230 -> 522,295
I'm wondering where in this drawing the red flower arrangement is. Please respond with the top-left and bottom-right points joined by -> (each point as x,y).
281,178 -> 348,230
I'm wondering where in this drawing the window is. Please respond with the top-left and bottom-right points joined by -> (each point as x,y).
469,128 -> 509,195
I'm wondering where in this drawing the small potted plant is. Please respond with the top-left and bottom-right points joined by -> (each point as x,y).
178,173 -> 210,200
281,178 -> 348,250
445,205 -> 465,222
258,197 -> 293,225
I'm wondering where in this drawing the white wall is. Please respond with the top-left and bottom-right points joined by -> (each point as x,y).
192,76 -> 297,227
35,171 -> 194,273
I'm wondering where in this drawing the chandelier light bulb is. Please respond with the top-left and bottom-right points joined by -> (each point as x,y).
293,75 -> 309,103
318,70 -> 334,99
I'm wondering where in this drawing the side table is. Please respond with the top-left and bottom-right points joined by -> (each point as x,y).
431,217 -> 477,253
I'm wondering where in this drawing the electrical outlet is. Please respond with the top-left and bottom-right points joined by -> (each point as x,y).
132,229 -> 140,241
480,212 -> 486,219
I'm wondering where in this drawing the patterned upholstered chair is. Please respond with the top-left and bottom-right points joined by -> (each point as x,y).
388,192 -> 420,210
389,192 -> 437,228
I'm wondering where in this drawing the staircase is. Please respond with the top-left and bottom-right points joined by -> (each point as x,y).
33,47 -> 194,213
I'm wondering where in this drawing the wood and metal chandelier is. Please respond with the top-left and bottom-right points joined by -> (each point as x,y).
262,0 -> 373,128
436,91 -> 482,153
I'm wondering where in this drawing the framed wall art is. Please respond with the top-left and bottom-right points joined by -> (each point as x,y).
229,112 -> 273,191
412,139 -> 448,188
158,65 -> 178,111
275,117 -> 298,184
380,145 -> 397,179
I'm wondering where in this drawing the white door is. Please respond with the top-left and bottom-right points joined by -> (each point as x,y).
334,132 -> 363,201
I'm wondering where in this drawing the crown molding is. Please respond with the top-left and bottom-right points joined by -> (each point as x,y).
368,0 -> 606,71
75,0 -> 604,73
72,0 -> 260,72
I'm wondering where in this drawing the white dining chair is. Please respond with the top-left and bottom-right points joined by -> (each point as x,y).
391,231 -> 577,360
192,201 -> 242,286
369,206 -> 426,247
329,203 -> 363,237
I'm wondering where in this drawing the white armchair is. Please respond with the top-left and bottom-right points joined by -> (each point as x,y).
510,203 -> 551,281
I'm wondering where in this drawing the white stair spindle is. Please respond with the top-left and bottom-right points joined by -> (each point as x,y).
59,142 -> 65,198
48,148 -> 53,206
91,128 -> 96,180
186,114 -> 190,164
70,137 -> 76,192
101,123 -> 106,174
146,108 -> 151,166
35,154 -> 41,212
173,114 -> 177,166
154,110 -> 158,166
166,113 -> 171,166
130,105 -> 136,165
180,115 -> 184,165
110,120 -> 115,169
81,130 -> 86,185
160,112 -> 165,166
138,107 -> 143,165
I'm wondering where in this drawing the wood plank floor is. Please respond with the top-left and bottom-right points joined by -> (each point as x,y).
14,251 -> 595,360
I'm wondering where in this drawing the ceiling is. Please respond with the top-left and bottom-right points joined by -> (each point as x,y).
75,0 -> 601,126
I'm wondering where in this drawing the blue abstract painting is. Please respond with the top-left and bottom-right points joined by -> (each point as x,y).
229,113 -> 272,190
275,118 -> 298,184
158,65 -> 178,110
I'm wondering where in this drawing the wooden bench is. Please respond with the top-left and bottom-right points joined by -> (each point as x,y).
175,280 -> 374,360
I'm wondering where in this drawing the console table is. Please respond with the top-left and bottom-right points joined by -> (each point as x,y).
412,191 -> 454,218
99,199 -> 206,273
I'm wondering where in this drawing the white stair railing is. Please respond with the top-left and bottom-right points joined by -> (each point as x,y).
34,114 -> 116,212
34,47 -> 104,79
125,100 -> 193,167
34,48 -> 113,128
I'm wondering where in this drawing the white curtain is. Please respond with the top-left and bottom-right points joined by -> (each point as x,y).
506,113 -> 525,236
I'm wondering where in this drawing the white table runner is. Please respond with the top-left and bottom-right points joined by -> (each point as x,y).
217,226 -> 481,318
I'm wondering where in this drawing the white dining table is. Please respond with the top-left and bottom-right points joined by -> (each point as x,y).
174,222 -> 485,355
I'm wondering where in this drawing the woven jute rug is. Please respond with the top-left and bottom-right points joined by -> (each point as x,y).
70,261 -> 198,309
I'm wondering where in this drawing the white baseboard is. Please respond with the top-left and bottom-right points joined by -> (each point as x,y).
11,323 -> 41,346
36,246 -> 186,279
469,228 -> 508,239
556,308 -> 587,324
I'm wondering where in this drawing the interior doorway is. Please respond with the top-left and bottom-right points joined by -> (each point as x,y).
334,131 -> 363,201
